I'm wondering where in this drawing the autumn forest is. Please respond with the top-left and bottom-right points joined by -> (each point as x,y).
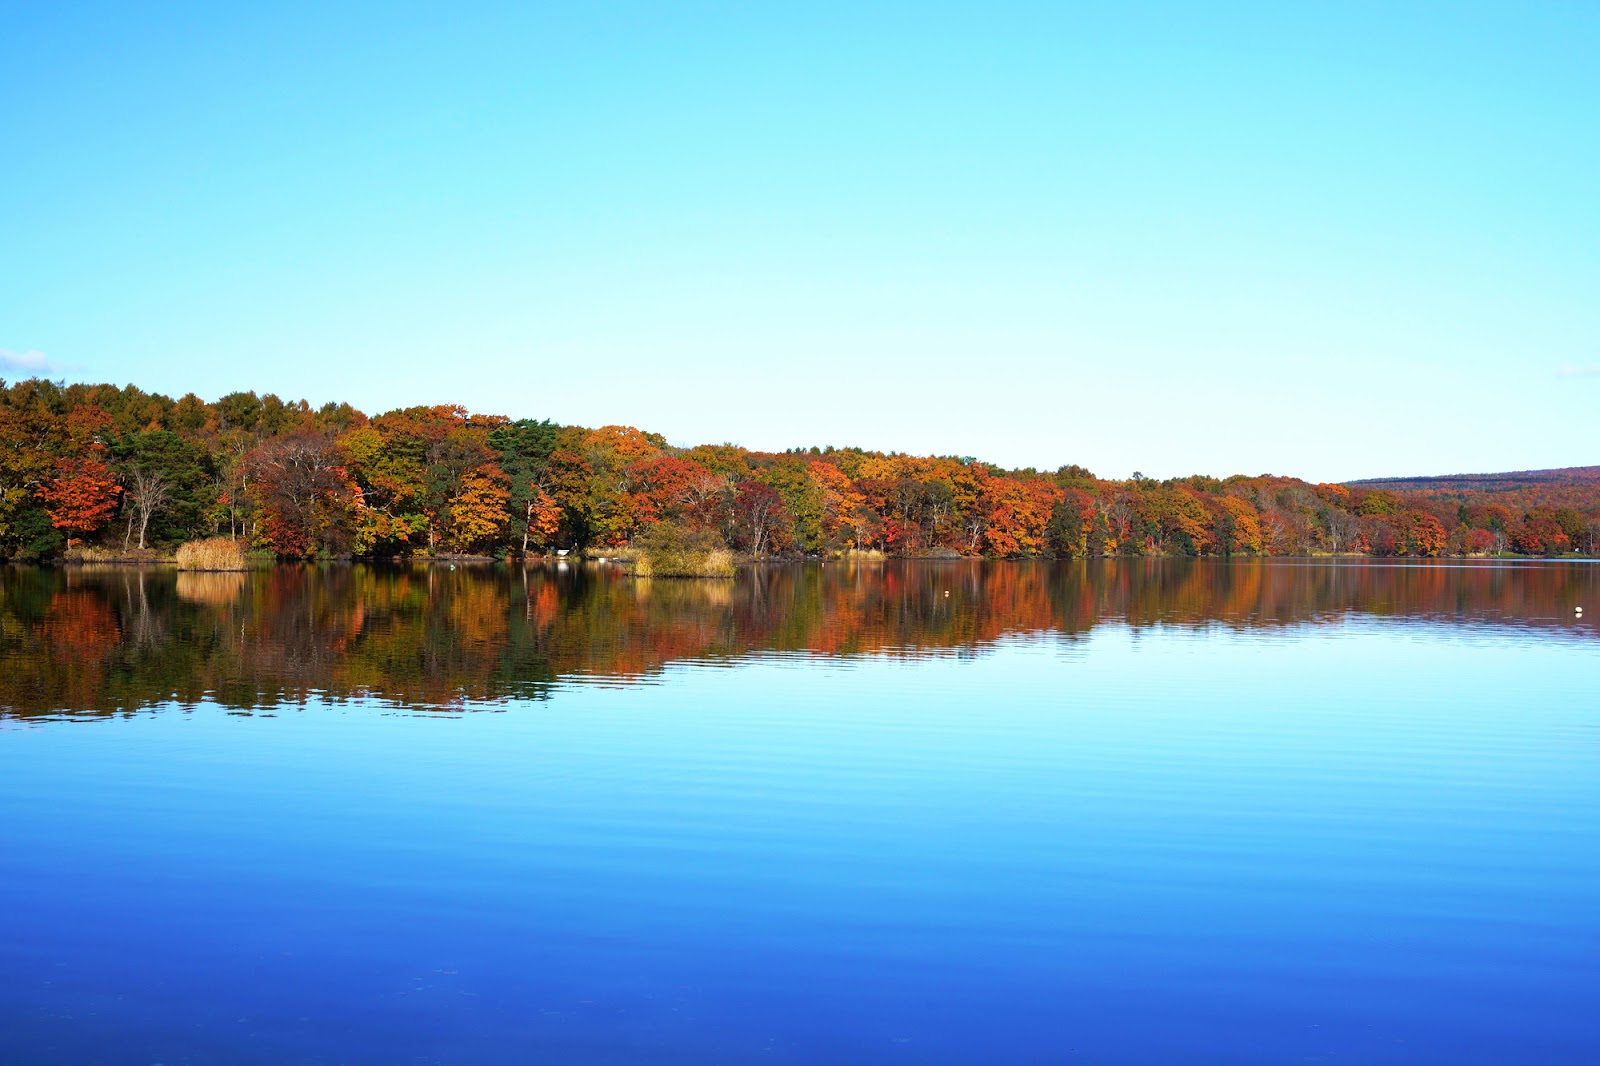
3,376 -> 1597,562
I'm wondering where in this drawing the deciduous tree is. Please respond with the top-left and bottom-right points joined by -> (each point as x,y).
40,457 -> 121,543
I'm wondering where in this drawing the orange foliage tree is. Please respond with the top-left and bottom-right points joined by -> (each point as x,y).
1402,510 -> 1448,557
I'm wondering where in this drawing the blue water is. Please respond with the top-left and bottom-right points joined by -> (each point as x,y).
2,562 -> 1598,1063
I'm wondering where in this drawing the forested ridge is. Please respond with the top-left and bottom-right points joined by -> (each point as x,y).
3,376 -> 1596,561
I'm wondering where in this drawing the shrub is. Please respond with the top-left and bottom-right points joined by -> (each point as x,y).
633,523 -> 735,578
175,536 -> 248,571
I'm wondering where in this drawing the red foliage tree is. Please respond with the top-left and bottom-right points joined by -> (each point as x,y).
244,434 -> 356,557
731,481 -> 787,555
39,456 -> 121,544
628,455 -> 716,525
1510,508 -> 1570,555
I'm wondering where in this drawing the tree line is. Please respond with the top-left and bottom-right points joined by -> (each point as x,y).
2,376 -> 1597,561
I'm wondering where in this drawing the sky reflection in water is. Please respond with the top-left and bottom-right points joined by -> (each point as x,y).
1,561 -> 1597,1064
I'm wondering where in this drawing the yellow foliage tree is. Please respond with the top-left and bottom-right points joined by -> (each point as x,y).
446,468 -> 510,553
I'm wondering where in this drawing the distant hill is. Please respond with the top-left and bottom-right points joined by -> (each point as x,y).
1348,466 -> 1600,492
1346,466 -> 1600,519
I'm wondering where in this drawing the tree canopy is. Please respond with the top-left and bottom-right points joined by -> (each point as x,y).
2,376 -> 1597,560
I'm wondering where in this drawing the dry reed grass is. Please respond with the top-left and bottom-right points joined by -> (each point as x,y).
175,537 -> 249,571
62,545 -> 165,563
584,545 -> 640,563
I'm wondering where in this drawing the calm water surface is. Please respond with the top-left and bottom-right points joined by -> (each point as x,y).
2,560 -> 1597,1063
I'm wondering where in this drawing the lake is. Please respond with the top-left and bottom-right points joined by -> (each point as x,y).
1,559 -> 1596,1064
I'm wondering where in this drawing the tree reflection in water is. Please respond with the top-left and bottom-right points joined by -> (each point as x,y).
2,559 -> 1594,718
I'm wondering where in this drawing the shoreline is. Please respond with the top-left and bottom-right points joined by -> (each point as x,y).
14,551 -> 1592,569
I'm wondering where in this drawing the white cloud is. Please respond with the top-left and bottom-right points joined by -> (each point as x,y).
1556,364 -> 1600,378
0,348 -> 56,374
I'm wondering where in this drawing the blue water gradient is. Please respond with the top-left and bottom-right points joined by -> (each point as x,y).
3,619 -> 1598,1063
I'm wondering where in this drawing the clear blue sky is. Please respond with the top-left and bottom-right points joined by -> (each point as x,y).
2,2 -> 1595,481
